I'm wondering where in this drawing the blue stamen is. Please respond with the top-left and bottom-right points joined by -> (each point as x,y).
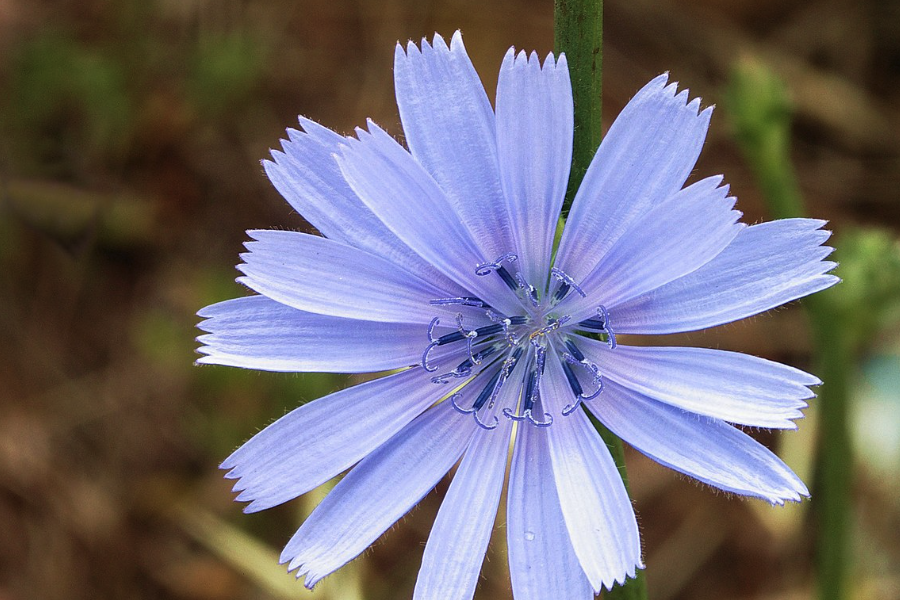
430,296 -> 490,309
423,309 -> 527,375
564,339 -> 585,362
436,330 -> 466,345
475,253 -> 520,291
577,305 -> 617,349
473,411 -> 499,430
505,346 -> 525,372
516,273 -> 540,307
495,265 -> 519,291
598,305 -> 617,349
502,357 -> 552,428
453,314 -> 482,364
421,317 -> 443,371
561,359 -> 583,397
502,369 -> 534,423
526,410 -> 553,427
503,407 -> 553,428
553,281 -> 571,303
473,369 -> 503,411
523,369 -> 538,413
430,344 -> 500,384
482,346 -> 525,411
561,340 -> 604,414
450,393 -> 475,415
578,318 -> 606,330
450,375 -> 500,430
486,310 -> 516,345
475,323 -> 504,337
503,407 -> 525,421
531,345 -> 547,405
427,317 -> 441,342
475,252 -> 518,276
435,317 -> 524,349
562,401 -> 582,416
422,342 -> 440,372
550,267 -> 587,302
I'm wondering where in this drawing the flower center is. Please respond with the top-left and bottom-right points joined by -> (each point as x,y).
420,253 -> 617,431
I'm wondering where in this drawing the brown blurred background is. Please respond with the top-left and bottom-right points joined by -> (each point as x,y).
1,0 -> 899,599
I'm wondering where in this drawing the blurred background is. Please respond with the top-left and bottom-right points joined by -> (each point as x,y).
1,0 -> 899,599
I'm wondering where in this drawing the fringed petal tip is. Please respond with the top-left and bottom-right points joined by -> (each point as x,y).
395,30 -> 501,66
579,340 -> 820,429
776,469 -> 812,505
218,462 -> 275,515
192,347 -> 216,364
654,445 -> 809,507
342,118 -> 392,147
225,474 -> 295,515
503,46 -> 566,71
395,30 -> 454,58
611,217 -> 842,335
196,298 -> 234,320
219,447 -> 250,479
601,563 -> 645,593
588,562 -> 644,594
262,116 -> 335,170
643,72 -> 714,119
278,555 -> 326,591
589,381 -> 812,507
758,476 -> 810,506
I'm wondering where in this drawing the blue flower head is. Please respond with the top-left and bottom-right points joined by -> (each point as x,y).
197,31 -> 838,598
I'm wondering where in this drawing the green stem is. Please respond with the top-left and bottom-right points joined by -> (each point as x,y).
809,306 -> 851,600
555,0 -> 603,215
555,2 -> 648,598
726,61 -> 851,600
747,122 -> 851,600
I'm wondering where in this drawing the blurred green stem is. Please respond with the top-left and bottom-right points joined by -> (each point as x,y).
809,307 -> 851,600
555,2 -> 649,599
727,58 -> 850,600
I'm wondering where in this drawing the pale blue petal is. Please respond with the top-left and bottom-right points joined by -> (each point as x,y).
220,366 -> 454,513
508,423 -> 593,600
337,121 -> 519,314
611,218 -> 839,334
413,417 -> 511,600
587,380 -> 809,504
264,117 -> 393,246
564,176 -> 743,320
197,296 -> 431,373
265,118 -> 464,292
556,74 -> 712,283
237,229 -> 452,324
394,31 -> 514,261
495,49 -> 572,287
542,356 -> 642,592
281,401 -> 476,589
578,337 -> 817,428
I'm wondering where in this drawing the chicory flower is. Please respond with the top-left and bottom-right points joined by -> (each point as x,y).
197,31 -> 837,598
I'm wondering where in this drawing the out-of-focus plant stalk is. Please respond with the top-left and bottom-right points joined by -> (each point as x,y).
726,57 -> 850,600
555,2 -> 649,599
